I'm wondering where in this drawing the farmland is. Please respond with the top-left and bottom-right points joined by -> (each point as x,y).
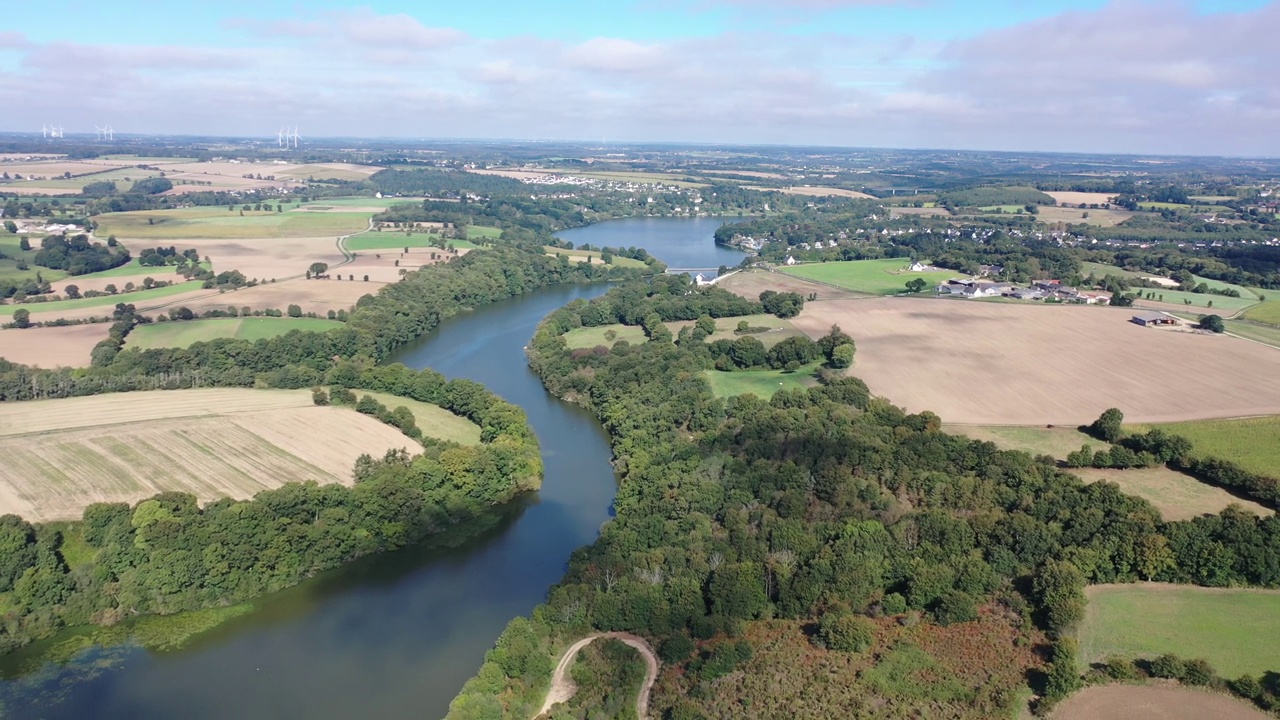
543,246 -> 647,268
345,232 -> 482,251
0,389 -> 420,522
781,258 -> 969,296
790,298 -> 1280,425
1079,584 -> 1280,678
1131,415 -> 1280,480
1032,205 -> 1134,226
1242,299 -> 1280,325
562,323 -> 649,349
353,391 -> 482,446
1055,685 -> 1269,720
668,313 -> 803,348
0,280 -> 205,316
718,268 -> 887,302
1226,319 -> 1280,349
93,206 -> 372,240
942,424 -> 1103,460
1044,191 -> 1117,206
0,323 -> 109,368
124,317 -> 345,350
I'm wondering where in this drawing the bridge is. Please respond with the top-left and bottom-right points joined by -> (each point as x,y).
664,267 -> 723,274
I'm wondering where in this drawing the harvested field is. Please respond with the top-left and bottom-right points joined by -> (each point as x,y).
1053,685 -> 1269,720
343,247 -> 470,282
94,207 -> 371,240
1080,584 -> 1280,678
0,389 -> 418,522
165,235 -> 347,279
1033,205 -> 1135,227
889,206 -> 951,218
791,298 -> 1280,425
1045,191 -> 1117,206
169,277 -> 380,317
543,246 -> 645,268
0,324 -> 109,368
1073,467 -> 1270,521
699,169 -> 789,179
751,185 -> 876,199
50,270 -> 185,296
716,269 -> 870,302
466,168 -> 554,181
0,281 -> 206,317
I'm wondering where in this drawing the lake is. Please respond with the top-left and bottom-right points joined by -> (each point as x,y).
0,216 -> 744,719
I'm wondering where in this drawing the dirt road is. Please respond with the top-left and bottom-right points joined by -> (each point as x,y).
535,632 -> 659,719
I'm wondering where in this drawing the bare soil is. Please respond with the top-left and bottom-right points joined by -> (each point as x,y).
791,297 -> 1280,425
1045,191 -> 1118,206
0,389 -> 415,522
0,324 -> 109,368
169,236 -> 347,280
753,185 -> 876,199
1053,684 -> 1269,720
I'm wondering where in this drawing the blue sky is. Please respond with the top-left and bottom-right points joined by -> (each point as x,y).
2,1 -> 1278,154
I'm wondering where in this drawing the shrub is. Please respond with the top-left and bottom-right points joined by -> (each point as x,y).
1150,653 -> 1185,679
817,613 -> 874,653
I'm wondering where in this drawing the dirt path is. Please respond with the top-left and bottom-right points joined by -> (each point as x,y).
535,632 -> 659,719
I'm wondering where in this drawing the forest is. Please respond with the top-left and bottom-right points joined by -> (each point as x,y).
448,277 -> 1280,718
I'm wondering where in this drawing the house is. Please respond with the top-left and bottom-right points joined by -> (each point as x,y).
1007,287 -> 1045,300
910,261 -> 928,272
979,264 -> 1004,277
693,273 -> 712,286
783,255 -> 797,266
1077,292 -> 1110,305
1132,311 -> 1178,326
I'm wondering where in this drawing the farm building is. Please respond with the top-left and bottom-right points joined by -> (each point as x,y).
1132,311 -> 1178,326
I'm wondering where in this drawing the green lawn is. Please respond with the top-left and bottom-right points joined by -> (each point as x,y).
354,391 -> 482,446
1080,584 -> 1280,677
298,197 -> 422,208
704,362 -> 821,399
345,232 -> 481,252
0,281 -> 204,315
780,258 -> 969,295
942,424 -> 1105,460
1131,416 -> 1280,480
1133,288 -> 1259,312
562,323 -> 648,349
467,226 -> 503,239
1242,299 -> 1280,325
93,207 -> 373,239
1080,261 -> 1149,280
0,236 -> 69,283
125,317 -> 344,349
544,246 -> 648,268
669,313 -> 803,348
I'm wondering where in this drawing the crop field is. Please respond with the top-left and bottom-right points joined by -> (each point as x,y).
757,185 -> 876,199
781,258 -> 971,296
544,246 -> 647,268
161,235 -> 346,279
703,362 -> 820,399
1242,300 -> 1280,325
0,389 -> 419,522
1055,686 -> 1269,720
0,324 -> 109,368
1080,584 -> 1280,678
1130,416 -> 1280,480
346,232 -> 483,251
125,317 -> 344,350
1132,289 -> 1259,312
147,277 -> 380,318
6,167 -> 164,194
718,269 -> 875,302
562,323 -> 649,349
1072,467 -> 1270,520
93,207 -> 372,240
790,298 -> 1280,425
353,391 -> 481,446
0,281 -> 205,316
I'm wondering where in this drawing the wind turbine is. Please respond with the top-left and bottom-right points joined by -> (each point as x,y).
105,125 -> 113,141
95,125 -> 106,141
277,127 -> 285,148
41,124 -> 49,139
289,126 -> 301,149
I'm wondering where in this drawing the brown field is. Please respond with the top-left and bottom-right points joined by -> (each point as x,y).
0,153 -> 63,162
1053,685 -> 1269,720
791,297 -> 1280,425
162,173 -> 301,194
18,287 -> 224,325
50,271 -> 185,296
344,247 -> 470,283
168,277 -> 379,316
699,169 -> 790,179
890,206 -> 952,218
1045,191 -> 1117,206
751,185 -> 876,199
0,161 -> 120,178
1034,205 -> 1135,227
0,389 -> 416,522
466,168 -> 553,181
270,163 -> 382,182
172,236 -> 346,280
1073,467 -> 1271,521
0,324 -> 109,368
717,269 -> 872,302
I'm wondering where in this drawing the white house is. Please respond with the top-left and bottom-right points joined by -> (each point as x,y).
784,255 -> 797,266
910,261 -> 927,272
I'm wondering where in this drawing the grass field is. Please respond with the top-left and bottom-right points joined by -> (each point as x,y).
0,281 -> 204,316
562,323 -> 649,349
0,236 -> 69,283
7,167 -> 163,194
781,258 -> 969,295
93,207 -> 373,240
544,246 -> 648,268
124,317 -> 344,349
354,391 -> 481,446
1080,584 -> 1280,678
704,362 -> 820,399
0,389 -> 420,522
1226,319 -> 1280,349
1080,261 -> 1150,280
942,424 -> 1103,459
669,313 -> 803,348
1242,300 -> 1280,325
1131,416 -> 1280,479
1132,288 -> 1258,312
1072,466 -> 1270,520
345,232 -> 482,251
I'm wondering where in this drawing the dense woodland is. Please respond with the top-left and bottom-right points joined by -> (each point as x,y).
448,279 -> 1280,719
0,238 -> 660,654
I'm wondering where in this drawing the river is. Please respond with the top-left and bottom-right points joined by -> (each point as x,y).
0,216 -> 743,720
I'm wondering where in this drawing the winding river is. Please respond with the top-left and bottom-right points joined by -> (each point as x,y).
0,216 -> 741,720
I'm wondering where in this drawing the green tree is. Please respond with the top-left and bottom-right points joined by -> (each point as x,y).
831,343 -> 855,369
287,304 -> 302,318
695,314 -> 717,335
1033,559 -> 1086,636
817,612 -> 873,653
308,262 -> 329,277
1198,314 -> 1225,333
3,220 -> 16,234
905,277 -> 928,293
1136,533 -> 1175,580
12,308 -> 30,328
1088,408 -> 1124,442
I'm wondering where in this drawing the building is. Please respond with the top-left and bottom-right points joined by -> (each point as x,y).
783,255 -> 797,266
910,261 -> 928,272
1132,311 -> 1178,326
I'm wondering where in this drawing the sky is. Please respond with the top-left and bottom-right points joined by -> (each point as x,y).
1,0 -> 1278,155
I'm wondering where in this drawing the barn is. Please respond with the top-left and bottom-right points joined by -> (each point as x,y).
1132,311 -> 1178,327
